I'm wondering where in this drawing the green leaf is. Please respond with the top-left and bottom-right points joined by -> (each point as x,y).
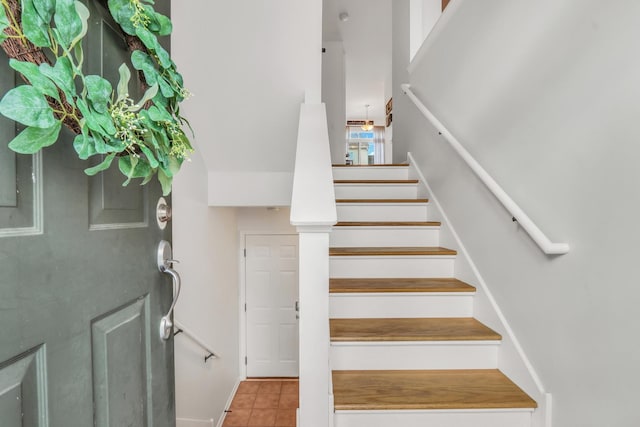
22,0 -> 51,47
85,75 -> 113,114
40,57 -> 76,101
9,59 -> 60,102
92,110 -> 117,135
139,144 -> 159,168
154,43 -> 172,69
85,153 -> 116,176
157,76 -> 174,98
154,12 -> 172,36
73,133 -> 98,159
8,123 -> 61,154
0,85 -> 57,128
33,0 -> 55,24
131,83 -> 158,112
147,105 -> 172,122
119,155 -> 152,186
130,50 -> 158,85
0,5 -> 10,43
54,0 -> 83,48
116,63 -> 131,101
135,26 -> 158,52
107,0 -> 136,35
157,167 -> 172,196
76,99 -> 114,138
70,1 -> 90,47
73,42 -> 84,70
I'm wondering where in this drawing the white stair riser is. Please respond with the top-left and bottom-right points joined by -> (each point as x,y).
329,294 -> 474,318
336,204 -> 428,222
332,167 -> 409,180
334,410 -> 532,427
331,342 -> 499,370
331,227 -> 440,247
330,256 -> 455,278
334,184 -> 418,199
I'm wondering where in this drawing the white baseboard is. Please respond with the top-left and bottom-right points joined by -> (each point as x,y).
215,377 -> 242,427
176,418 -> 214,427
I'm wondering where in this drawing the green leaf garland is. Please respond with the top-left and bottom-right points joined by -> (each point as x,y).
0,0 -> 193,195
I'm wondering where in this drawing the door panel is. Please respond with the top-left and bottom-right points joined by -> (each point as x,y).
246,235 -> 299,377
0,59 -> 42,236
0,1 -> 175,426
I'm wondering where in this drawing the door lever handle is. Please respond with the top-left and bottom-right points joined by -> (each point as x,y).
157,240 -> 182,340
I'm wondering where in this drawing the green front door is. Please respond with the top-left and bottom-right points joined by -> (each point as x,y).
0,1 -> 176,426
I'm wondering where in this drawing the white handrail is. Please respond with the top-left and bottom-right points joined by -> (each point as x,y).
401,84 -> 569,255
174,320 -> 219,363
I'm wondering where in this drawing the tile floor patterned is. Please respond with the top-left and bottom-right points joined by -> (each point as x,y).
223,379 -> 299,427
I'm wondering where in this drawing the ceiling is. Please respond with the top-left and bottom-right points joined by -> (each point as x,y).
322,0 -> 392,126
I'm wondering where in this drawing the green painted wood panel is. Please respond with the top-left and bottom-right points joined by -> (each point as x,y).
0,1 -> 175,426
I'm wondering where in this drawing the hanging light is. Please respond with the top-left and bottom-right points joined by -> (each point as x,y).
361,104 -> 374,131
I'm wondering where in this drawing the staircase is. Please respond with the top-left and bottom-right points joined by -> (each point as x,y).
328,164 -> 537,427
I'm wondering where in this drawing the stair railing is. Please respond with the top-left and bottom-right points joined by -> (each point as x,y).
173,319 -> 219,363
290,102 -> 337,427
401,84 -> 569,255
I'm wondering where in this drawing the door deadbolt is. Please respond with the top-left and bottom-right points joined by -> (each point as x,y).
156,197 -> 172,229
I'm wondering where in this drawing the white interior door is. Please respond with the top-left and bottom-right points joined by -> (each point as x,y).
245,234 -> 299,377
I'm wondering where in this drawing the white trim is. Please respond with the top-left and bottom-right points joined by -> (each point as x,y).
407,152 -> 551,425
214,377 -> 242,427
177,417 -> 215,427
402,85 -> 569,255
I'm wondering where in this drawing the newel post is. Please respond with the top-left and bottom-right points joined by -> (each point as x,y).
296,226 -> 332,427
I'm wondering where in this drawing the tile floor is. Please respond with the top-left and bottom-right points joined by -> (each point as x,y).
222,379 -> 299,427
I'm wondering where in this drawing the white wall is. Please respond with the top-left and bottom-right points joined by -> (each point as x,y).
172,149 -> 240,426
322,42 -> 347,164
172,0 -> 322,206
396,0 -> 640,425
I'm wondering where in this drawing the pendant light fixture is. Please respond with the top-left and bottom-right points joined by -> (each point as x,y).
361,104 -> 374,131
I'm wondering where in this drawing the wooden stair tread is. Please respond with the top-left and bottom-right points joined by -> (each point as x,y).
330,246 -> 457,256
334,179 -> 418,184
332,164 -> 408,167
330,278 -> 476,293
332,369 -> 537,410
336,198 -> 428,203
330,318 -> 501,342
335,221 -> 440,227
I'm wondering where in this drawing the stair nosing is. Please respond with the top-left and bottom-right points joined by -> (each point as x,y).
329,278 -> 476,294
332,164 -> 409,167
330,247 -> 457,256
336,198 -> 428,204
330,318 -> 502,342
334,221 -> 441,227
334,179 -> 418,184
